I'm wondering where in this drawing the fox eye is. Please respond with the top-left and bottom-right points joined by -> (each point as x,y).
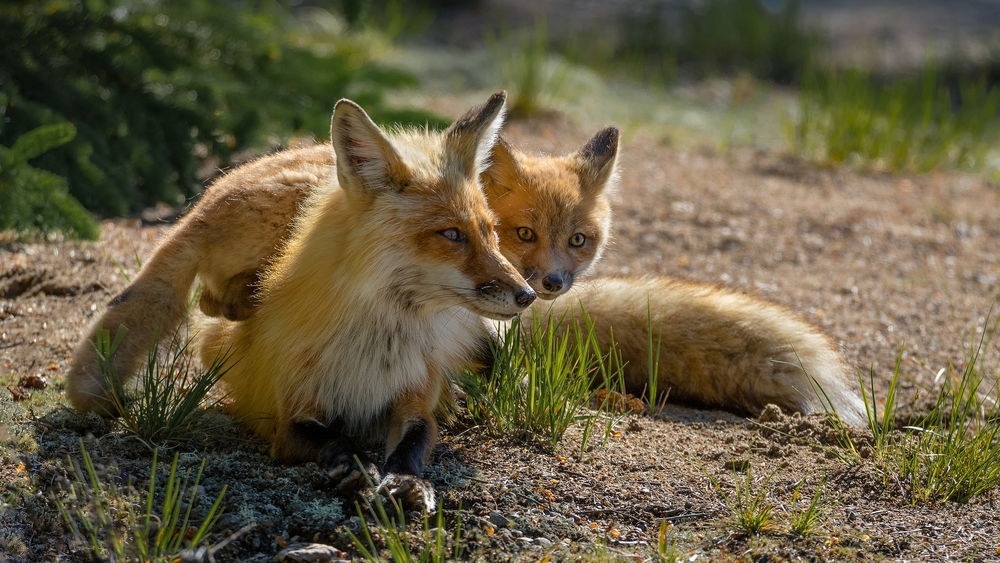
569,233 -> 587,248
516,227 -> 536,242
439,228 -> 467,243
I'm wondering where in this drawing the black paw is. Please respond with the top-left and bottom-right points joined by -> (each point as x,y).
376,473 -> 436,513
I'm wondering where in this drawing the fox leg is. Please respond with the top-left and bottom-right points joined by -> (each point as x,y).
378,385 -> 442,513
275,418 -> 380,496
198,269 -> 261,321
67,238 -> 200,414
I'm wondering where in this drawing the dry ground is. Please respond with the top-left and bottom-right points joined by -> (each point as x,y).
2,115 -> 1000,561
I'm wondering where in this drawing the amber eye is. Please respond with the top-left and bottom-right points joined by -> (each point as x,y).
516,227 -> 536,242
569,233 -> 587,248
439,228 -> 467,243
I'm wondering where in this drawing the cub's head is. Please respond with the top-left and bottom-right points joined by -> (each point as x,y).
329,91 -> 535,320
482,127 -> 619,300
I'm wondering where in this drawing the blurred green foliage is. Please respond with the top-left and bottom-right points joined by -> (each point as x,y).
793,66 -> 1000,173
0,107 -> 100,239
671,0 -> 816,83
560,0 -> 819,85
0,0 -> 443,238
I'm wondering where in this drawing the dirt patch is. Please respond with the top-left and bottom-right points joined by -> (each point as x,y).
2,117 -> 999,560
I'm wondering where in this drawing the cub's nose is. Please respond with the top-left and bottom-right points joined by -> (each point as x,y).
542,274 -> 564,293
515,288 -> 536,307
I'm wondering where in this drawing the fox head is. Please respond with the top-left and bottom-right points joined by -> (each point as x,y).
329,91 -> 535,320
482,127 -> 619,299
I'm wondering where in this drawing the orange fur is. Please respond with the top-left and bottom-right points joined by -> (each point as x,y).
66,145 -> 330,413
521,278 -> 865,425
196,92 -> 531,511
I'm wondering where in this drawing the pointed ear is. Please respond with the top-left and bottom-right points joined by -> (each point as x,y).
575,126 -> 620,195
444,91 -> 507,180
330,98 -> 407,195
482,137 -> 521,196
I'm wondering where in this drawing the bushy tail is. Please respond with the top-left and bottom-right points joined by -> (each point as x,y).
521,277 -> 867,426
66,231 -> 202,414
802,363 -> 867,427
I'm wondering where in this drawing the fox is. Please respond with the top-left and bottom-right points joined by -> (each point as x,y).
477,130 -> 865,424
481,129 -> 619,300
195,91 -> 536,511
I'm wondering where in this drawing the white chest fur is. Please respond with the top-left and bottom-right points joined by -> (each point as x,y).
286,305 -> 482,435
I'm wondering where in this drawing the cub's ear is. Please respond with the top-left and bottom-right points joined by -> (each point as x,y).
330,98 -> 407,195
575,126 -> 620,195
444,91 -> 507,181
481,137 -> 521,198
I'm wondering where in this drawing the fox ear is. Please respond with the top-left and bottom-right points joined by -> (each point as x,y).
482,137 -> 521,196
444,91 -> 507,181
330,98 -> 407,195
575,126 -> 620,195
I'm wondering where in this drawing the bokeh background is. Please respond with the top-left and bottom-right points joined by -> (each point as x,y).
3,0 -> 998,239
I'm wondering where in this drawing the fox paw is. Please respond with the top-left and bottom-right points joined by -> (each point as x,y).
318,444 -> 379,496
326,459 -> 380,496
376,473 -> 437,513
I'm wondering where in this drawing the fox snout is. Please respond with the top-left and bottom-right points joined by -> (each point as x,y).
474,279 -> 536,320
524,267 -> 575,300
542,273 -> 565,294
515,287 -> 536,307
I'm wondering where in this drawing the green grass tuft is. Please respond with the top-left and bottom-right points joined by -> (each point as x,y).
655,520 -> 681,562
891,318 -> 1000,503
57,444 -> 227,561
92,327 -> 233,446
712,467 -> 778,535
831,311 -> 1000,503
346,461 -> 463,562
460,312 -> 626,451
788,477 -> 830,536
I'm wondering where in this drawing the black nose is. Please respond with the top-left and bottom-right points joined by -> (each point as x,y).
542,274 -> 564,293
515,288 -> 536,307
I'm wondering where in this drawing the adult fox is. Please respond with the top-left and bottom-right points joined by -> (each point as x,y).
198,91 -> 534,511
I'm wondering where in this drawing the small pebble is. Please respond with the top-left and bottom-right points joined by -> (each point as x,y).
489,512 -> 512,528
273,542 -> 349,563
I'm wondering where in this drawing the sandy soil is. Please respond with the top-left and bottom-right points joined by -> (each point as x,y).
2,113 -> 999,560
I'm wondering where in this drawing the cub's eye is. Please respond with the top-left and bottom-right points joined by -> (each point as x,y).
569,233 -> 587,248
516,227 -> 536,242
439,228 -> 467,243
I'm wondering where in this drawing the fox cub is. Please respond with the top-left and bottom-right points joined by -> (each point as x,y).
482,130 -> 618,300
476,131 -> 865,424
